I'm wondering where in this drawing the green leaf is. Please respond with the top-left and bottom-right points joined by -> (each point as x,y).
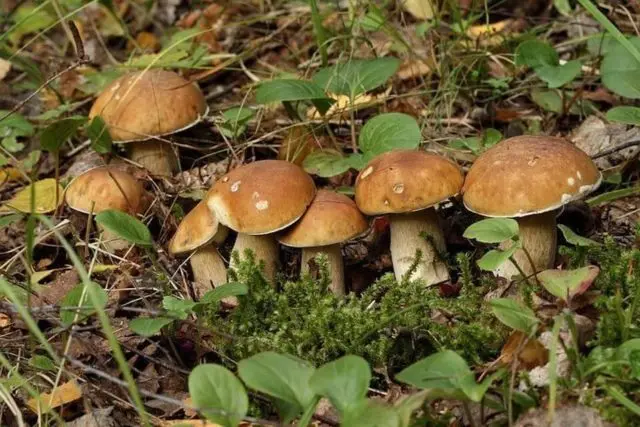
489,298 -> 539,333
162,296 -> 196,320
0,214 -> 22,228
79,69 -> 123,95
2,136 -> 24,153
309,355 -> 371,415
537,266 -> 600,300
189,364 -> 248,427
255,79 -> 333,115
601,37 -> 640,99
312,58 -> 400,96
21,150 -> 41,171
87,116 -> 113,154
238,352 -> 316,415
606,106 -> 640,125
587,33 -> 617,56
220,107 -> 254,139
40,116 -> 88,152
29,355 -> 56,372
463,218 -> 519,243
535,60 -> 582,88
553,0 -> 572,15
94,210 -> 152,247
125,50 -> 189,68
477,246 -> 519,272
5,4 -> 56,45
341,400 -> 401,427
395,391 -> 430,427
0,111 -> 34,137
358,113 -> 421,156
60,282 -> 108,326
530,89 -> 596,115
129,317 -> 174,337
303,150 -> 354,177
557,224 -> 600,247
199,282 -> 249,305
515,40 -> 558,69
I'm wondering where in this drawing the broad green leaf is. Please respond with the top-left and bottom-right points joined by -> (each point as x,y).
530,89 -> 596,115
588,186 -> 640,206
162,296 -> 196,320
199,282 -> 248,305
29,355 -> 56,372
358,113 -> 421,155
535,60 -> 582,88
477,245 -> 519,271
222,107 -> 254,125
0,111 -> 34,137
6,4 -> 56,45
95,210 -> 152,247
87,116 -> 113,154
255,80 -> 333,115
587,33 -> 617,56
515,40 -> 558,69
60,282 -> 108,326
238,352 -> 316,414
40,116 -> 88,152
341,400 -> 401,427
606,106 -> 640,125
601,37 -> 640,99
129,317 -> 173,336
0,179 -> 64,214
396,350 -> 473,397
303,150 -> 353,177
537,266 -> 600,300
309,355 -> 371,415
463,218 -> 519,243
312,58 -> 400,96
395,391 -> 430,427
557,224 -> 600,247
489,298 -> 539,333
188,364 -> 248,427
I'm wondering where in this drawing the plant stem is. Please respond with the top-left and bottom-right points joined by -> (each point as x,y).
309,0 -> 328,66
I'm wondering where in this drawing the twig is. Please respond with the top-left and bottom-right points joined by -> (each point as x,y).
592,139 -> 640,159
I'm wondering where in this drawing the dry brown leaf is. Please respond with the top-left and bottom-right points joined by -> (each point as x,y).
397,58 -> 432,80
0,58 -> 11,81
466,19 -> 518,47
401,0 -> 436,20
307,90 -> 389,119
27,380 -> 82,413
277,126 -> 318,166
0,313 -> 11,328
129,31 -> 160,53
499,331 -> 548,370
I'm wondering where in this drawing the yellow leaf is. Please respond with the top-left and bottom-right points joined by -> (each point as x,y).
0,167 -> 24,183
27,380 -> 82,413
0,58 -> 10,81
466,19 -> 517,47
92,264 -> 118,273
401,0 -> 435,20
30,269 -> 55,286
0,178 -> 64,214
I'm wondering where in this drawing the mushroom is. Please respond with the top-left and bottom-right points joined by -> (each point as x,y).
89,69 -> 208,176
279,190 -> 368,296
206,160 -> 316,283
355,150 -> 464,285
168,200 -> 229,298
65,166 -> 149,252
462,135 -> 601,279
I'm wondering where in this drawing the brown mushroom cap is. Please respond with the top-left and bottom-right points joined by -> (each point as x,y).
168,199 -> 227,255
462,136 -> 601,217
278,190 -> 368,247
89,69 -> 207,142
355,150 -> 464,215
65,167 -> 149,215
206,160 -> 316,235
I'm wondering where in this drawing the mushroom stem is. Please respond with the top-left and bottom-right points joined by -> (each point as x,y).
189,245 -> 227,298
495,211 -> 557,280
230,233 -> 279,284
128,140 -> 178,177
389,208 -> 449,285
300,244 -> 345,296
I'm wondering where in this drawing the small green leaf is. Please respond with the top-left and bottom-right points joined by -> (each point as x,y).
587,33 -> 617,56
303,150 -> 353,177
515,40 -> 558,69
40,116 -> 88,152
606,106 -> 640,125
341,400 -> 401,427
60,282 -> 107,326
95,210 -> 152,246
255,80 -> 333,115
358,113 -> 422,156
396,350 -> 473,399
463,218 -> 519,243
21,150 -> 41,171
530,89 -> 596,115
129,317 -> 174,337
1,136 -> 24,153
553,0 -> 572,15
87,116 -> 113,154
0,111 -> 34,137
557,224 -> 600,247
199,282 -> 249,305
0,214 -> 22,228
395,391 -> 430,427
535,60 -> 582,88
162,296 -> 196,319
489,298 -> 539,333
477,246 -> 519,271
309,355 -> 371,415
601,37 -> 640,99
538,266 -> 600,300
312,57 -> 400,96
29,355 -> 56,372
188,364 -> 248,427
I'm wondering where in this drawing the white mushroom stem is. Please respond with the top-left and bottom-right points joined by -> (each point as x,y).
230,233 -> 279,284
495,211 -> 557,280
389,209 -> 449,286
127,140 -> 178,177
300,244 -> 345,296
189,246 -> 227,298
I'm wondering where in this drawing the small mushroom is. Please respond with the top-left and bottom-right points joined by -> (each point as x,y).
462,135 -> 601,279
168,200 -> 229,298
279,190 -> 368,296
89,69 -> 208,176
355,150 -> 464,285
206,160 -> 316,283
65,166 -> 149,252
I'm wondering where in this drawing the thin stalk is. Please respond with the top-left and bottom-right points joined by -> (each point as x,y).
309,0 -> 328,66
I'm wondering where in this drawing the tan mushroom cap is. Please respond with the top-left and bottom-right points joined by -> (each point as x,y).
89,69 -> 208,142
355,150 -> 464,215
462,136 -> 601,217
65,167 -> 149,215
168,199 -> 228,255
279,190 -> 368,247
206,160 -> 316,235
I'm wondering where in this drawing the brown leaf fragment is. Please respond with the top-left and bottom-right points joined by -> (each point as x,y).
67,407 -> 117,427
499,331 -> 548,370
27,380 -> 83,413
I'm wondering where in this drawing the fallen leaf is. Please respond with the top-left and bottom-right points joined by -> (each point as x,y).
466,19 -> 519,46
36,269 -> 79,306
397,58 -> 432,80
499,331 -> 548,370
0,313 -> 11,327
307,90 -> 388,119
277,126 -> 318,166
27,380 -> 82,413
92,264 -> 118,273
66,407 -> 117,427
128,31 -> 160,52
0,167 -> 24,183
0,58 -> 11,81
401,0 -> 436,20
0,178 -> 65,214
30,269 -> 56,286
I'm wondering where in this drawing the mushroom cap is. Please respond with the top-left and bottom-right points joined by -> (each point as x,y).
206,160 -> 316,235
168,199 -> 228,255
355,150 -> 464,215
278,190 -> 368,248
65,167 -> 149,215
462,135 -> 601,217
89,69 -> 208,142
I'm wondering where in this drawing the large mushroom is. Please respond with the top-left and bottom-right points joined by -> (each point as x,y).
169,199 -> 229,298
355,150 -> 464,285
279,190 -> 368,296
206,160 -> 316,283
89,69 -> 208,176
65,166 -> 149,252
462,135 -> 601,279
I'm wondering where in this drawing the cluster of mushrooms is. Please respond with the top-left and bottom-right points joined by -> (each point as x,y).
63,69 -> 603,298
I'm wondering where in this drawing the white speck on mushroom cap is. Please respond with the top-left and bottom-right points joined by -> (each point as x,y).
230,181 -> 241,192
577,171 -> 582,180
255,200 -> 269,210
392,183 -> 404,194
115,94 -> 121,101
221,176 -> 229,182
110,83 -> 121,92
528,156 -> 539,166
561,193 -> 572,203
360,166 -> 373,179
252,191 -> 260,199
567,177 -> 575,186
383,199 -> 390,206
493,160 -> 502,165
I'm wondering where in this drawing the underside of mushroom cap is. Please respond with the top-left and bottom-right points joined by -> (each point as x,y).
169,199 -> 226,255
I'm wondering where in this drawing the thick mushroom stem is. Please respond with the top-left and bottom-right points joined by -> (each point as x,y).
300,244 -> 345,296
128,140 -> 178,177
495,211 -> 557,280
189,245 -> 227,298
230,233 -> 279,284
389,209 -> 449,285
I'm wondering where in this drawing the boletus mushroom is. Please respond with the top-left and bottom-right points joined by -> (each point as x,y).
89,69 -> 208,176
462,135 -> 601,279
279,190 -> 368,296
355,150 -> 464,285
206,160 -> 316,283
